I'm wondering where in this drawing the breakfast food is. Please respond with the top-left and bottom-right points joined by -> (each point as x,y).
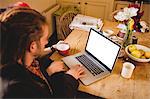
131,50 -> 141,58
144,52 -> 150,58
128,45 -> 150,59
139,49 -> 145,56
141,56 -> 146,59
128,45 -> 137,52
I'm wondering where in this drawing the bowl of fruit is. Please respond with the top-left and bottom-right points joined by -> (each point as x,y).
125,44 -> 150,62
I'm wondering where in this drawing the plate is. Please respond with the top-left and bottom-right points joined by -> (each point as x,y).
125,44 -> 150,62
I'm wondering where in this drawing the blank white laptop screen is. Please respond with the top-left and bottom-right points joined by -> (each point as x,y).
86,30 -> 120,70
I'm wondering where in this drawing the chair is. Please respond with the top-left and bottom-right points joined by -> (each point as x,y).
57,11 -> 78,40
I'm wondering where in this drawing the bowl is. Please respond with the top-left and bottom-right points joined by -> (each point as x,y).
125,44 -> 150,62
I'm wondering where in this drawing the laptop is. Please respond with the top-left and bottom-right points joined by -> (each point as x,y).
62,28 -> 121,85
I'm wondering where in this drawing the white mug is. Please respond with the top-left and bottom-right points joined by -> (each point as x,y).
121,62 -> 135,79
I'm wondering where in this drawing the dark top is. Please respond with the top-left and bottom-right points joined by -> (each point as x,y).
0,57 -> 79,98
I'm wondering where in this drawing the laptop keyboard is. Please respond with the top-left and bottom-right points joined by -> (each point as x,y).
75,54 -> 104,76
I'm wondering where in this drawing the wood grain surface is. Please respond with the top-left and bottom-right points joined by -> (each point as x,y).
50,20 -> 150,99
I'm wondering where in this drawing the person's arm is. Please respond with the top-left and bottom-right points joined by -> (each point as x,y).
38,56 -> 79,98
38,54 -> 54,81
49,65 -> 84,98
49,71 -> 79,98
38,54 -> 54,70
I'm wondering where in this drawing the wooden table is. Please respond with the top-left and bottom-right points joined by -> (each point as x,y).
50,21 -> 150,99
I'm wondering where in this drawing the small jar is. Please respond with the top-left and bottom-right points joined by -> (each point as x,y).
117,30 -> 126,38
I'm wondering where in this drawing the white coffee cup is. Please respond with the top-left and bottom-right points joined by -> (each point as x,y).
121,62 -> 135,79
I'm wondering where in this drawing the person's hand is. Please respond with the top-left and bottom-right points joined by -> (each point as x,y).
66,65 -> 85,80
46,61 -> 65,75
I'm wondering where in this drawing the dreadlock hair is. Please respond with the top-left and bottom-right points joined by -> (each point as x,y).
0,7 -> 47,65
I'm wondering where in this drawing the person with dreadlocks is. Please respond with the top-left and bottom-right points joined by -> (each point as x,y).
0,7 -> 102,98
0,6 -> 83,98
